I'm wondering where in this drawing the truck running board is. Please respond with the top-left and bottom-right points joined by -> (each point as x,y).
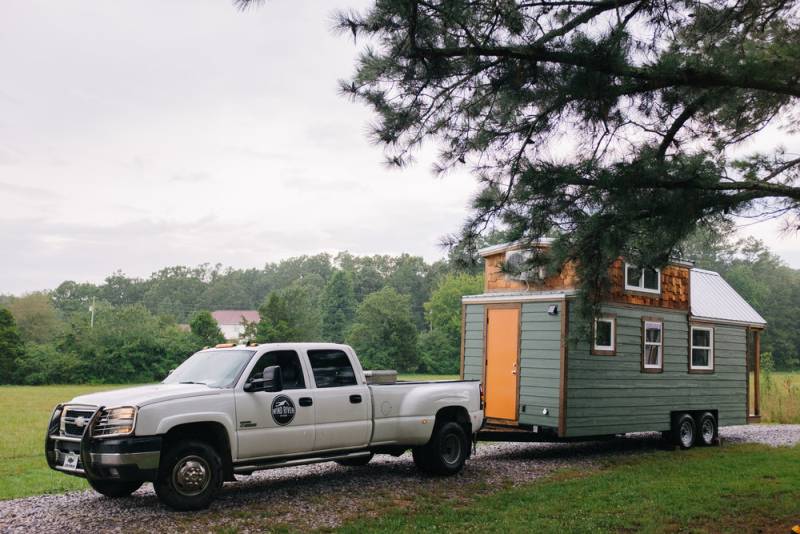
233,450 -> 372,474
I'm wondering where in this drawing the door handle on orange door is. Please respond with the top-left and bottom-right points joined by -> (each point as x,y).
512,363 -> 517,375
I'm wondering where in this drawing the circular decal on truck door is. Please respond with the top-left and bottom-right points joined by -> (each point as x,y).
271,395 -> 296,426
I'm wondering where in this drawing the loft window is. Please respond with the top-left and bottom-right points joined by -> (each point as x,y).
642,320 -> 663,372
625,263 -> 661,294
690,326 -> 714,372
592,317 -> 616,355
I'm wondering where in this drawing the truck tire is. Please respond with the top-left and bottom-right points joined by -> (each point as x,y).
697,412 -> 718,446
88,478 -> 142,498
674,413 -> 697,449
335,453 -> 373,467
412,421 -> 468,476
154,440 -> 223,511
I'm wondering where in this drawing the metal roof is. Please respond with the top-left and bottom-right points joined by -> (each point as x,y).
690,268 -> 766,326
478,239 -> 554,257
478,241 -> 695,267
462,290 -> 576,304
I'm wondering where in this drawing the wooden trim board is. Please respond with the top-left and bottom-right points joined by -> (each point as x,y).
558,298 -> 568,437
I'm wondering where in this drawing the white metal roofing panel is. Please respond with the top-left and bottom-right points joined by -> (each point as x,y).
690,268 -> 766,326
462,290 -> 575,304
477,239 -> 554,257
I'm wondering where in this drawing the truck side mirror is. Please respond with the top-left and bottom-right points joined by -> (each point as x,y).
244,365 -> 283,393
262,365 -> 283,392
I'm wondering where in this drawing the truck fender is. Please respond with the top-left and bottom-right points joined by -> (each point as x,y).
155,413 -> 236,454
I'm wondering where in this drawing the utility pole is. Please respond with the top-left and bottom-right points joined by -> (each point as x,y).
90,297 -> 96,329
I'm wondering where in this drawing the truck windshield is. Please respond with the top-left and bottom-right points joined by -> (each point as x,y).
162,349 -> 255,388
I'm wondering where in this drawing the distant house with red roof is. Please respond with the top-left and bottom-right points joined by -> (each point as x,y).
211,310 -> 260,341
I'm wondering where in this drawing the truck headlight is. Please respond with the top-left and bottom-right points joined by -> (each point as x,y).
94,406 -> 137,438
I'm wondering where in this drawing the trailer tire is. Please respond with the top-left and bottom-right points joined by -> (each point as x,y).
335,453 -> 373,467
697,412 -> 718,446
154,440 -> 223,511
412,421 -> 468,476
88,478 -> 143,498
674,413 -> 697,449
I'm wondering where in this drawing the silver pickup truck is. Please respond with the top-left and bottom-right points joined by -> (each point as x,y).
45,343 -> 484,510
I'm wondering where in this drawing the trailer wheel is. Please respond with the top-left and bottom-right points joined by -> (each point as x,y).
412,421 -> 468,476
154,440 -> 223,511
674,413 -> 697,449
335,453 -> 373,467
88,478 -> 143,498
697,412 -> 718,446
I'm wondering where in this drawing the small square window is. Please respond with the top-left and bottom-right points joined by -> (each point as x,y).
625,263 -> 661,294
643,269 -> 659,291
592,317 -> 615,355
626,264 -> 641,286
690,326 -> 714,372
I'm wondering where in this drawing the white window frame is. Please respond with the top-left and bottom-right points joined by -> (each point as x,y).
690,326 -> 714,371
642,320 -> 663,370
592,317 -> 615,353
624,263 -> 661,294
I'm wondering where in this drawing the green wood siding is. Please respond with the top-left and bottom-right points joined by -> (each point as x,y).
518,302 -> 561,428
463,304 -> 484,380
565,304 -> 747,437
461,301 -> 562,428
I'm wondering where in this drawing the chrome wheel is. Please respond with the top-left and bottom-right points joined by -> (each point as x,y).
679,420 -> 694,448
701,419 -> 714,443
440,433 -> 462,466
172,455 -> 211,497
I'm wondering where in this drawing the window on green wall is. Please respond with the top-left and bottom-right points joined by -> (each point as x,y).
642,319 -> 663,372
592,316 -> 616,355
690,326 -> 714,372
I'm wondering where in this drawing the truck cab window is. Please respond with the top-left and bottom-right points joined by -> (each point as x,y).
307,349 -> 357,388
248,350 -> 305,389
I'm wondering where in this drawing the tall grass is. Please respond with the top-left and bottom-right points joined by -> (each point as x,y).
759,371 -> 800,424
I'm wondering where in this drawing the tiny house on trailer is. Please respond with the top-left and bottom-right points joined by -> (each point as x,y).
461,241 -> 766,447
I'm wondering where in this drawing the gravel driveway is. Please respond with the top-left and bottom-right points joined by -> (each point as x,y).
2,424 -> 798,533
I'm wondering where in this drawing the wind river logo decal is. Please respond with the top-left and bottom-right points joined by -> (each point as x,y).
271,395 -> 296,426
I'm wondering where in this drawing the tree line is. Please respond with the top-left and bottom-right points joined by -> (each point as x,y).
0,252 -> 482,384
0,229 -> 798,385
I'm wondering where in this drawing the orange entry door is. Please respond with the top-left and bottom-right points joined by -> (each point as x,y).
484,306 -> 520,421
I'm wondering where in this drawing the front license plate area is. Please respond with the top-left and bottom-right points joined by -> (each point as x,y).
63,452 -> 79,470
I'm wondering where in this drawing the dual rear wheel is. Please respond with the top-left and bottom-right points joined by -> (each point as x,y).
674,412 -> 717,449
412,421 -> 469,475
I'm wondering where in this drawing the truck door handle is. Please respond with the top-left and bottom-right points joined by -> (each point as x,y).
299,397 -> 313,407
349,394 -> 362,404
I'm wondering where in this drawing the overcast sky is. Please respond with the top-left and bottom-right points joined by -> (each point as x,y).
1,0 -> 798,295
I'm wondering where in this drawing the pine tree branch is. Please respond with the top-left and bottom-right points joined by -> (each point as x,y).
409,45 -> 800,98
656,94 -> 708,160
532,0 -> 642,46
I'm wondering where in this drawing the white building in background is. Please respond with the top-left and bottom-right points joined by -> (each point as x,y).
211,310 -> 260,341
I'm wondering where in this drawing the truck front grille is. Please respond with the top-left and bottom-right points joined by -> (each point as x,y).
61,407 -> 96,437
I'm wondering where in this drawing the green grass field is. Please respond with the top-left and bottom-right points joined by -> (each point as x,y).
338,443 -> 800,533
0,375 -> 445,500
0,383 -> 147,500
1,372 -> 797,503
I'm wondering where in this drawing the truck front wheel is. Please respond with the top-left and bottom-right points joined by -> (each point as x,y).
154,440 -> 223,511
88,478 -> 142,498
412,421 -> 468,476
